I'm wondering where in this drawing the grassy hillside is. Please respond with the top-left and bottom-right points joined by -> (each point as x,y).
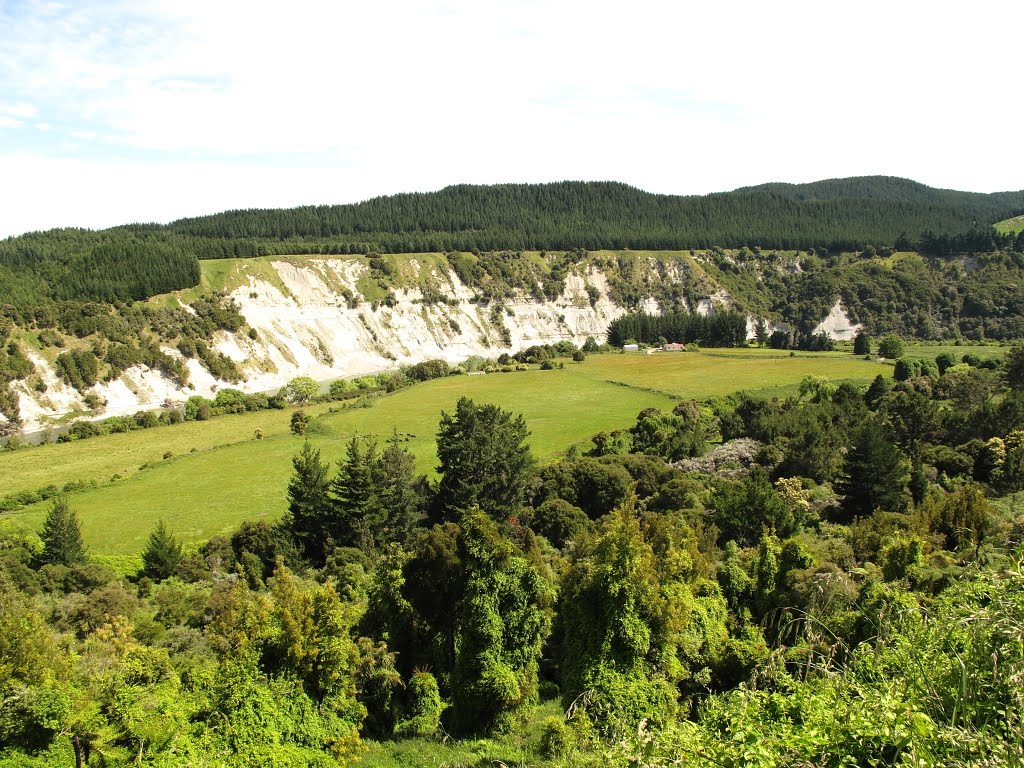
1,349 -> 889,557
995,214 -> 1024,234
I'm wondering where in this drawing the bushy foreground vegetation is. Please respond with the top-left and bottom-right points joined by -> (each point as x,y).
3,343 -> 1024,765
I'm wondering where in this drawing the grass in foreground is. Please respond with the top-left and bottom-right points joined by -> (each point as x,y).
357,700 -> 562,768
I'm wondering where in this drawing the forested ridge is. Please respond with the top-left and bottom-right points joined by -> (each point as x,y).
3,177 -> 1024,308
3,346 -> 1024,766
165,177 -> 1024,253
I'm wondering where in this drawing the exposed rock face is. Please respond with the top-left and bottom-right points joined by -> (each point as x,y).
4,257 -> 854,433
10,260 -> 630,431
813,300 -> 862,341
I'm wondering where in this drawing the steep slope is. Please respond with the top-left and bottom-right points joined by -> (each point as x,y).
2,256 -> 652,432
5,241 -> 1024,435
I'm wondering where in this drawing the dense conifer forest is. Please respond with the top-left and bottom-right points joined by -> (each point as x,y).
3,177 -> 1024,309
165,177 -> 1024,253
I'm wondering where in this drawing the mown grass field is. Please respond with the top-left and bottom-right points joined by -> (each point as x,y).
0,346 -> 973,558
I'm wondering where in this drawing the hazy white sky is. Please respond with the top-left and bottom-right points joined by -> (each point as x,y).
1,0 -> 1021,238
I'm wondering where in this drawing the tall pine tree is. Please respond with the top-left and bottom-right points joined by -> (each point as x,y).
36,497 -> 87,567
328,434 -> 381,552
435,398 -> 533,522
837,416 -> 911,520
140,520 -> 184,580
373,429 -> 424,546
284,441 -> 332,566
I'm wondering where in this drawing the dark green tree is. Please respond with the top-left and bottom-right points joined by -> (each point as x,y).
435,398 -> 533,522
893,357 -> 918,382
373,430 -> 424,546
754,319 -> 769,347
402,523 -> 465,676
864,373 -> 892,410
140,520 -> 184,580
711,466 -> 798,546
36,497 -> 87,567
877,333 -> 905,359
1006,344 -> 1024,391
329,434 -> 381,552
628,401 -> 707,462
284,441 -> 331,566
853,330 -> 872,355
935,351 -> 957,375
527,498 -> 591,549
837,416 -> 910,520
290,410 -> 310,435
883,387 -> 940,504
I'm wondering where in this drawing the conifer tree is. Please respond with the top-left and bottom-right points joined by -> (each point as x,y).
329,434 -> 381,552
435,397 -> 533,522
36,497 -> 87,567
140,520 -> 184,580
837,416 -> 910,520
373,429 -> 423,546
284,441 -> 331,566
853,330 -> 872,355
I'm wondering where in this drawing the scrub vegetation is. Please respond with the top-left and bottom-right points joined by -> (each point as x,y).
2,178 -> 1024,765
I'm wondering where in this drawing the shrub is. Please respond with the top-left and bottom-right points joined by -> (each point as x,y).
394,671 -> 445,738
539,716 -> 574,758
878,333 -> 905,359
281,375 -> 319,403
290,411 -> 310,435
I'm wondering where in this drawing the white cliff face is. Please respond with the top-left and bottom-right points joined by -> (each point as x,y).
232,262 -> 628,380
11,260 -> 631,432
813,300 -> 862,341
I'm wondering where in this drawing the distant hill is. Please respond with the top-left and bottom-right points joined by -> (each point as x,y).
163,176 -> 1024,254
2,177 -> 1024,305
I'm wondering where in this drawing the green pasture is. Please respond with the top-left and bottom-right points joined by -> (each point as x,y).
582,348 -> 880,400
0,403 -> 338,499
889,341 -> 1008,362
2,350 -> 892,556
357,700 -> 563,768
994,215 -> 1024,235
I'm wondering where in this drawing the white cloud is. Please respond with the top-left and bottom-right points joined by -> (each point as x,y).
0,116 -> 23,128
0,0 -> 1021,236
1,102 -> 37,118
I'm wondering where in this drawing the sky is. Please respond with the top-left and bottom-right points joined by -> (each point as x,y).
1,0 -> 1021,238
